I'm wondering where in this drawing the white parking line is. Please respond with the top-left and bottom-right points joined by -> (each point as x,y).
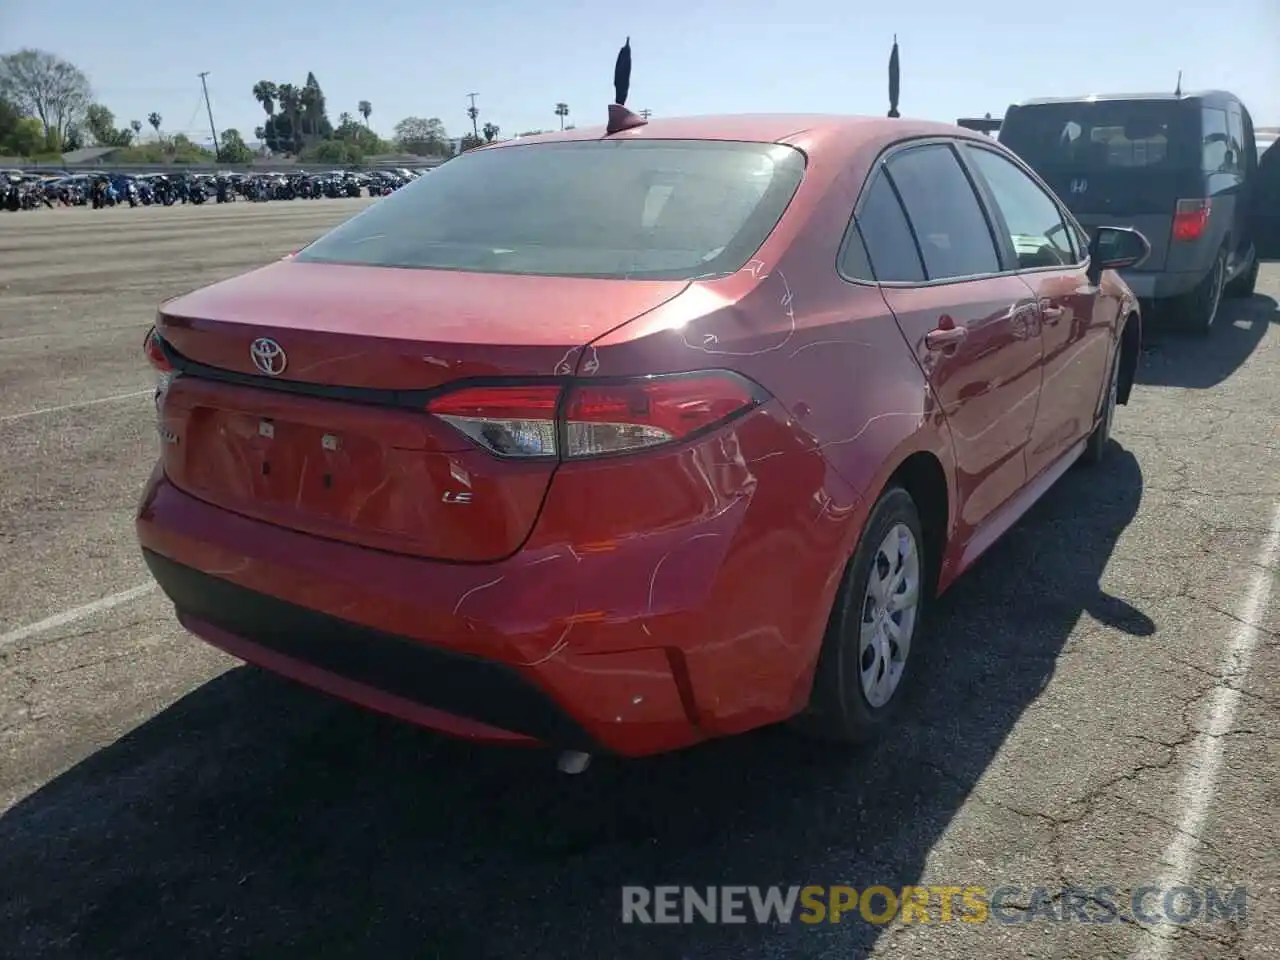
0,389 -> 151,424
0,583 -> 156,651
1132,500 -> 1280,960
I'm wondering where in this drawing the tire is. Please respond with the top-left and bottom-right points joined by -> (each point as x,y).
1224,252 -> 1259,299
798,486 -> 929,743
1173,248 -> 1226,336
1082,341 -> 1121,466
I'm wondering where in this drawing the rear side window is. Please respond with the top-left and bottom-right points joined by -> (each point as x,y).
1000,100 -> 1191,171
884,144 -> 1001,280
295,140 -> 805,280
853,173 -> 925,282
1202,107 -> 1236,174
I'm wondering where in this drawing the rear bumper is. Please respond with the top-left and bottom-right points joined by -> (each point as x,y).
143,548 -> 599,750
136,467 -> 708,756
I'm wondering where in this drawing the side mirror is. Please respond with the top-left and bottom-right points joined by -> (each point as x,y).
1088,226 -> 1150,282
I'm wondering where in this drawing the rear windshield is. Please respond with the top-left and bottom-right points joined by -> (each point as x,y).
295,139 -> 806,280
999,101 -> 1193,171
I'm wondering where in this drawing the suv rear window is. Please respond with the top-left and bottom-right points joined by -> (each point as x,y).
295,139 -> 805,280
999,101 -> 1193,171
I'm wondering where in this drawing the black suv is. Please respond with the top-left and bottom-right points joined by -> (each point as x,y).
999,91 -> 1261,334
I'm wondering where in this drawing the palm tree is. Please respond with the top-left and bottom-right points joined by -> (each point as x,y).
130,120 -> 142,137
482,122 -> 500,143
147,112 -> 162,136
358,100 -> 372,127
252,81 -> 278,117
555,102 -> 569,130
339,111 -> 354,127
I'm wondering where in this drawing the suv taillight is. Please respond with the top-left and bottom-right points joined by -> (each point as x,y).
1172,199 -> 1211,242
426,371 -> 767,460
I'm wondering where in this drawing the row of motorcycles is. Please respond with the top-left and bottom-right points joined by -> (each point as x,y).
2,169 -> 419,212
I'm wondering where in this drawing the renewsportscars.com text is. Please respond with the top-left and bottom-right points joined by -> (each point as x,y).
621,885 -> 1248,926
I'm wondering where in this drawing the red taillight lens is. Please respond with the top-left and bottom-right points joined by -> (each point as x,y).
425,372 -> 763,460
562,373 -> 759,458
427,385 -> 562,458
1172,199 -> 1211,242
144,327 -> 174,373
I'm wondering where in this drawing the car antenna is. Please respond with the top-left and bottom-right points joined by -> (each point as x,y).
887,35 -> 901,118
1174,70 -> 1182,96
607,37 -> 648,135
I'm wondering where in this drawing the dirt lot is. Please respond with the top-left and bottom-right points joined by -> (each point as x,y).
1,201 -> 1278,960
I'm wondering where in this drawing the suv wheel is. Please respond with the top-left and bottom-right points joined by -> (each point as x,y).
1175,248 -> 1226,336
1224,251 -> 1259,299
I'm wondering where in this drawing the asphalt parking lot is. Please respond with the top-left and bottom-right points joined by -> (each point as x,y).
0,201 -> 1277,960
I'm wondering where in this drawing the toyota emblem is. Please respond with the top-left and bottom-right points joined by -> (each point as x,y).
249,338 -> 287,376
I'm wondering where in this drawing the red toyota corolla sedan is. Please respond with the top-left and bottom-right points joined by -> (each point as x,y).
137,114 -> 1149,762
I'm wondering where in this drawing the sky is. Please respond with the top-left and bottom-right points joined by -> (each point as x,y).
2,0 -> 1277,147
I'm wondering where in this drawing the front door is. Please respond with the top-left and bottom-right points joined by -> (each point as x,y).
960,143 -> 1112,478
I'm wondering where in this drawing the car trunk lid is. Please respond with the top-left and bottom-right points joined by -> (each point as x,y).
155,260 -> 688,562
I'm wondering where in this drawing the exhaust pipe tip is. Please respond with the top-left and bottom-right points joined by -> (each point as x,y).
557,750 -> 592,775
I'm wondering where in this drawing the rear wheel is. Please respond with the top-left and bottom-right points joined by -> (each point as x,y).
799,486 -> 928,743
1224,252 -> 1259,299
1173,248 -> 1226,335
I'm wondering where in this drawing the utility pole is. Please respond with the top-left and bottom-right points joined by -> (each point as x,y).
639,108 -> 652,120
466,93 -> 480,138
198,72 -> 221,162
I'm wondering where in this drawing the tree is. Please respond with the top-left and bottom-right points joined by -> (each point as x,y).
301,139 -> 362,165
252,80 -> 277,117
148,112 -> 161,135
219,128 -> 253,163
301,72 -> 332,142
275,84 -> 301,153
0,49 -> 91,151
358,100 -> 372,126
84,103 -> 133,147
393,116 -> 449,157
555,102 -> 569,130
130,119 -> 141,137
459,133 -> 484,152
482,122 -> 499,143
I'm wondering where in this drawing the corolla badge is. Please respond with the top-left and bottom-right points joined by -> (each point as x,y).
250,337 -> 287,376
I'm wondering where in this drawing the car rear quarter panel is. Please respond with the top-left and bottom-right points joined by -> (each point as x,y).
567,126 -> 959,725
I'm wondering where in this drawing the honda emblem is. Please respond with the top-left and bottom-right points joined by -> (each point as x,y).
1069,178 -> 1088,194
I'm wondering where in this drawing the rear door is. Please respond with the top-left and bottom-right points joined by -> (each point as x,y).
858,142 -> 1045,531
999,99 -> 1201,273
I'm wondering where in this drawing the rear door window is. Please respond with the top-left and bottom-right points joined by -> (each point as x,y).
883,143 -> 1002,280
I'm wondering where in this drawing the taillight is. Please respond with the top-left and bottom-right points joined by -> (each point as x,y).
1172,199 -> 1211,242
427,385 -> 561,458
425,371 -> 765,460
144,327 -> 173,373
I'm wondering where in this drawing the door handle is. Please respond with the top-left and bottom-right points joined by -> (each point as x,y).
1040,300 -> 1065,324
925,326 -> 968,350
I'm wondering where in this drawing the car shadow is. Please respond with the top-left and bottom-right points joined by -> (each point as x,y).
0,452 -> 1147,960
1137,292 -> 1278,390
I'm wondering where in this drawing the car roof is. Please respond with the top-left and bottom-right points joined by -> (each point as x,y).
479,113 -> 977,149
1014,90 -> 1238,106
